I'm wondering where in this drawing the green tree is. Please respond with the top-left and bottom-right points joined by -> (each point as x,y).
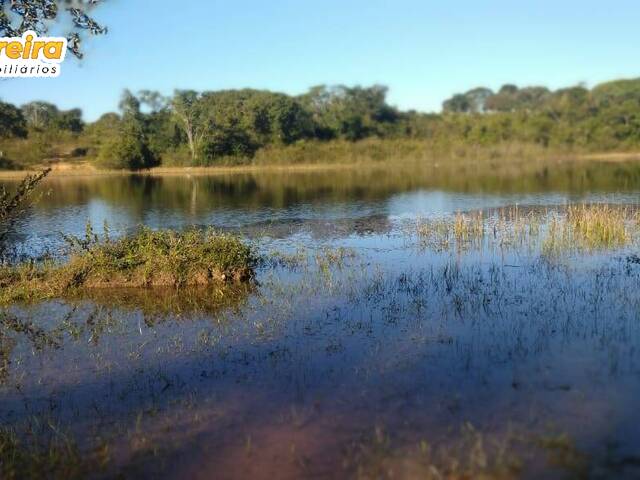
97,121 -> 159,170
98,91 -> 159,170
299,84 -> 397,140
443,88 -> 494,113
0,101 -> 27,139
443,94 -> 472,113
21,102 -> 58,130
171,90 -> 207,164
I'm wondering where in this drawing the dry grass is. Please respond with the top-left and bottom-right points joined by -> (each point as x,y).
416,204 -> 637,255
543,205 -> 637,255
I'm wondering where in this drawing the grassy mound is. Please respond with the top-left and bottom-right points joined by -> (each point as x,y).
0,227 -> 256,304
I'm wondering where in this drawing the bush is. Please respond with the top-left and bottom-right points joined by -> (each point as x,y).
0,169 -> 50,256
0,226 -> 256,303
200,127 -> 259,164
97,122 -> 160,170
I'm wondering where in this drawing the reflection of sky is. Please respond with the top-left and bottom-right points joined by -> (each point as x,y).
387,190 -> 640,219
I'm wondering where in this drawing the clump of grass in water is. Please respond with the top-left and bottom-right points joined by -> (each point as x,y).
417,212 -> 486,251
543,204 -> 635,255
416,205 -> 637,255
0,224 -> 256,304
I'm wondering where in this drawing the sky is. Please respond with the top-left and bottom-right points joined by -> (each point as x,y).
1,0 -> 639,121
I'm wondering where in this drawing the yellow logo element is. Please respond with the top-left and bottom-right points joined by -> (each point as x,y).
0,31 -> 67,78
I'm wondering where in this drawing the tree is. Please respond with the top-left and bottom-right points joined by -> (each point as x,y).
443,94 -> 472,113
98,91 -> 160,170
21,102 -> 58,130
171,90 -> 207,163
465,87 -> 494,113
299,84 -> 397,140
55,108 -> 84,133
138,90 -> 169,113
97,121 -> 159,170
0,101 -> 28,138
0,0 -> 107,58
118,89 -> 142,119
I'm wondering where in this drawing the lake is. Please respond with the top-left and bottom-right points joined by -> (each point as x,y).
2,160 -> 640,479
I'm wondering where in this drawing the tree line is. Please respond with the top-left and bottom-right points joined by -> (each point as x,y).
2,78 -> 640,169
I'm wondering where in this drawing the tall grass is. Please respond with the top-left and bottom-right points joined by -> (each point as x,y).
416,204 -> 637,255
0,226 -> 256,304
543,205 -> 635,254
251,139 -> 563,167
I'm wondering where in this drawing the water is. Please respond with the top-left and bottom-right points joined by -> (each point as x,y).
2,161 -> 640,479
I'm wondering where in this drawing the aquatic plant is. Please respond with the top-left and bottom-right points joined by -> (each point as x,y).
543,204 -> 636,255
0,225 -> 256,303
415,204 -> 638,255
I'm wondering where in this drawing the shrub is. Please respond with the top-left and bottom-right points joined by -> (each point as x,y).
0,169 -> 50,256
97,122 -> 159,170
0,226 -> 256,303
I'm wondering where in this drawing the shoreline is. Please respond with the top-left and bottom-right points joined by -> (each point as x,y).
0,161 -> 364,179
0,151 -> 639,179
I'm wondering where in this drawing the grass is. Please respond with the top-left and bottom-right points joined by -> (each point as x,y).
2,137 -> 570,173
345,424 -> 605,480
250,139 -> 563,167
0,131 -> 85,170
416,204 -> 638,254
0,425 -> 108,480
0,225 -> 256,304
345,424 -> 524,480
543,204 -> 635,254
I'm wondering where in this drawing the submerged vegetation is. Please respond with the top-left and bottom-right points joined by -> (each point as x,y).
0,226 -> 255,304
0,424 -> 105,480
2,218 -> 640,478
4,76 -> 640,170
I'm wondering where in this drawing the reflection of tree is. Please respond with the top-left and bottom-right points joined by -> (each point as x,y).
0,311 -> 63,384
79,284 -> 253,326
14,162 -> 640,226
0,284 -> 253,384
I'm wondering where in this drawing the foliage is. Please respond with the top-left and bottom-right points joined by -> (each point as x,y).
5,77 -> 640,170
21,102 -> 83,133
0,168 -> 50,253
0,225 -> 256,303
299,85 -> 398,140
96,91 -> 160,170
0,102 -> 27,139
0,0 -> 107,58
97,121 -> 159,170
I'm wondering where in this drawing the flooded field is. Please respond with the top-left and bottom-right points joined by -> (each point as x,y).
2,161 -> 640,479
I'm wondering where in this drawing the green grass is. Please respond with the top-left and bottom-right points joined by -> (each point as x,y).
0,131 -> 85,169
250,138 -> 562,167
0,226 -> 256,304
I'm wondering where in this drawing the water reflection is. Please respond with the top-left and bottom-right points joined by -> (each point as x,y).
2,162 -> 640,478
1,161 -> 640,256
1,237 -> 640,477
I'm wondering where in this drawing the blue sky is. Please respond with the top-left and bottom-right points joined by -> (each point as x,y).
1,0 -> 638,120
